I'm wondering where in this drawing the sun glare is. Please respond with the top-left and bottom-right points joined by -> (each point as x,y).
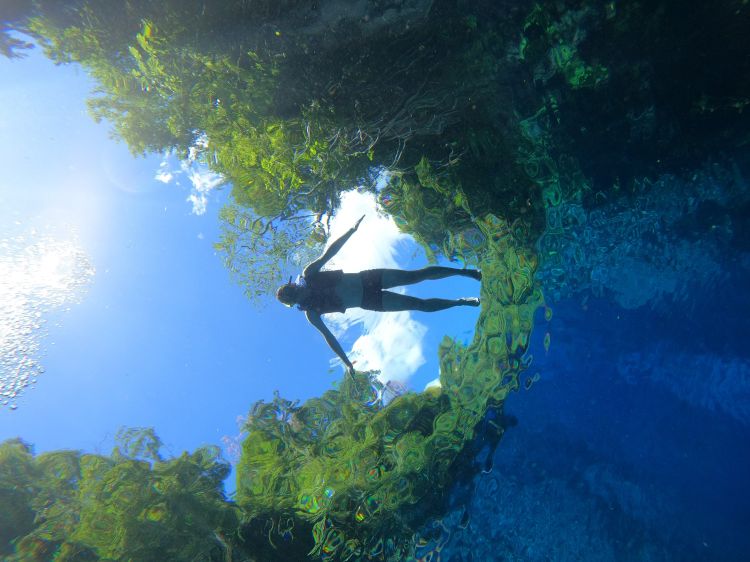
0,228 -> 95,410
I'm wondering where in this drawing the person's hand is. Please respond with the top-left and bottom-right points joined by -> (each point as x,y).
353,215 -> 365,231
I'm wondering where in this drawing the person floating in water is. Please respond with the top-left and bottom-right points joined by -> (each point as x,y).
276,215 -> 481,376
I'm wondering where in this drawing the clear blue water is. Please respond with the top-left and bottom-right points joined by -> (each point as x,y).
2,2 -> 749,560
416,162 -> 750,560
436,293 -> 750,560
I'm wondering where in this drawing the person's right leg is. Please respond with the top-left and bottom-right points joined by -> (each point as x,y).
379,266 -> 481,289
380,291 -> 480,312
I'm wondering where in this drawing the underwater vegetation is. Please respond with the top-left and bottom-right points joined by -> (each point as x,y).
234,214 -> 542,559
0,428 -> 240,561
2,0 -> 750,559
2,0 -> 747,269
0,216 -> 542,560
5,0 -> 746,285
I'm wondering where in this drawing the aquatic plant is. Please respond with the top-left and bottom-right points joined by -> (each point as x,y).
0,429 -> 242,561
0,207 -> 544,562
3,1 -> 549,296
518,3 -> 609,90
4,0 -> 747,558
378,157 -> 474,261
4,0 -> 748,299
0,210 -> 543,561
235,213 -> 544,559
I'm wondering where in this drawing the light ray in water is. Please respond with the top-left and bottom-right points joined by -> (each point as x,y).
0,226 -> 95,409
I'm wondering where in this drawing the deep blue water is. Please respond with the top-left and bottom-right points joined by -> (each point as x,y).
429,168 -> 750,561
2,3 -> 749,560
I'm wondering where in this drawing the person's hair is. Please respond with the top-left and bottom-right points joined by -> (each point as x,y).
276,283 -> 299,307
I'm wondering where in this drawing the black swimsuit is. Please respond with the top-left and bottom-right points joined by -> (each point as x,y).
359,269 -> 384,311
302,270 -> 346,314
301,269 -> 385,313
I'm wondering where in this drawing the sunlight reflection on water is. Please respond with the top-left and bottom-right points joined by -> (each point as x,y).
0,226 -> 95,409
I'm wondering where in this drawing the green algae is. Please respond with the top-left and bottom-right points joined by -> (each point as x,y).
379,157 -> 475,262
235,213 -> 544,559
519,2 -> 609,90
0,430 -> 240,561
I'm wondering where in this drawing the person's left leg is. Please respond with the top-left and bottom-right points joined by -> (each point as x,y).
380,266 -> 481,289
380,291 -> 480,312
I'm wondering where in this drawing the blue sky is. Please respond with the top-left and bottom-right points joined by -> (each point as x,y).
0,47 -> 480,471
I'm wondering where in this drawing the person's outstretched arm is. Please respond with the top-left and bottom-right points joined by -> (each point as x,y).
303,215 -> 364,276
305,311 -> 355,376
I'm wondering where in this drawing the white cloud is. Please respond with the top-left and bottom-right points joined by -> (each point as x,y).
155,158 -> 174,184
186,192 -> 208,215
184,162 -> 223,194
425,377 -> 441,390
154,145 -> 224,215
349,311 -> 426,383
325,189 -> 407,272
324,190 -> 427,384
155,170 -> 173,184
182,161 -> 224,215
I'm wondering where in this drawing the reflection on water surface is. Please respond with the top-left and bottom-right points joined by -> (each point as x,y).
0,227 -> 94,409
1,0 -> 749,560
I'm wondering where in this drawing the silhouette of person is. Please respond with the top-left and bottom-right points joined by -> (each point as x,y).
276,216 -> 481,375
